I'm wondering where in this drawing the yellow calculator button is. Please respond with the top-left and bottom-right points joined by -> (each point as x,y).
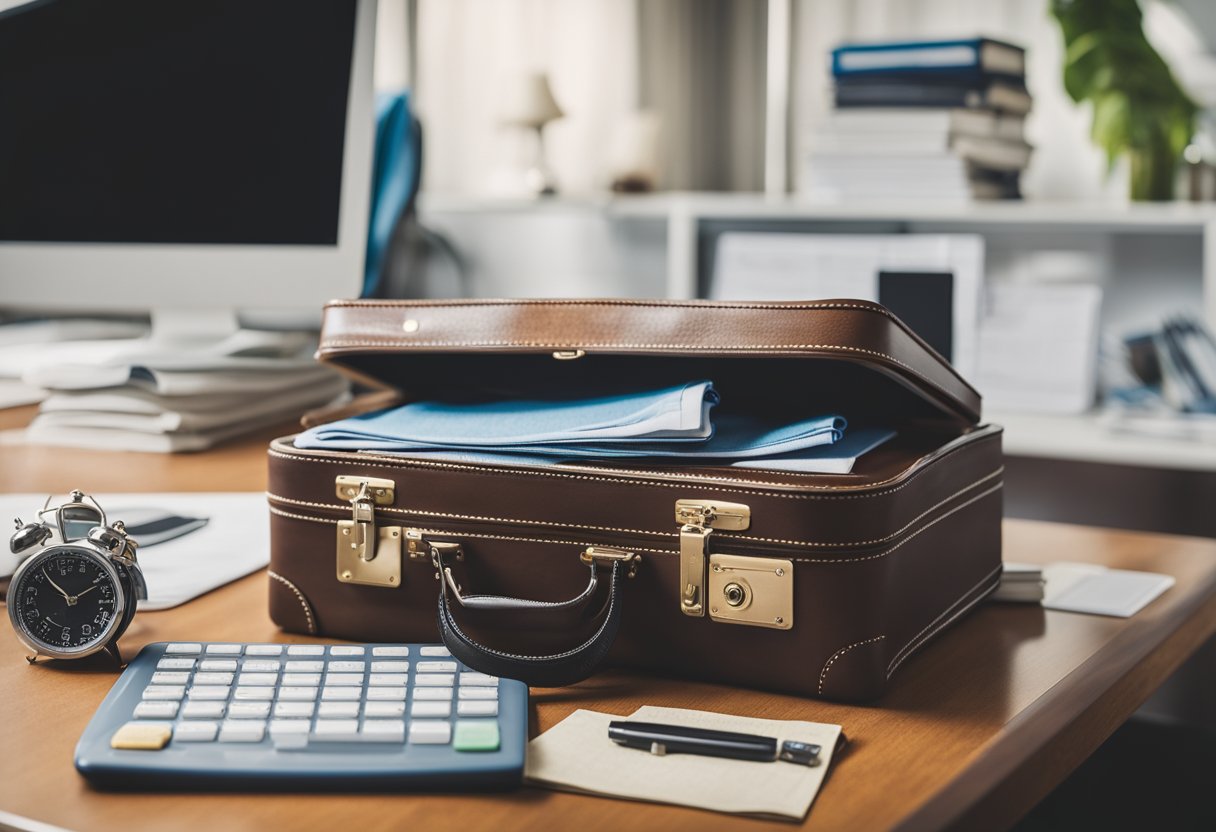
110,721 -> 173,750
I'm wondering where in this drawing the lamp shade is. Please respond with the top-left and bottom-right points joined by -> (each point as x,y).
499,71 -> 563,129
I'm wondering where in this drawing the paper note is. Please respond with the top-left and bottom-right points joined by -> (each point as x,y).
1042,562 -> 1174,618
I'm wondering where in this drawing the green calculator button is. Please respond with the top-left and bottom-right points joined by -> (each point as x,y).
453,720 -> 500,752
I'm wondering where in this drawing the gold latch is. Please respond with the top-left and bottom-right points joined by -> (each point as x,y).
580,546 -> 640,578
335,476 -> 400,587
673,499 -> 750,617
707,554 -> 793,629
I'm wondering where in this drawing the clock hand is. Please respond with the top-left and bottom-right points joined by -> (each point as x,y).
42,568 -> 71,600
74,585 -> 98,600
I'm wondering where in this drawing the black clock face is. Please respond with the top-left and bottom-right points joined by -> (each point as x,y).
14,548 -> 120,653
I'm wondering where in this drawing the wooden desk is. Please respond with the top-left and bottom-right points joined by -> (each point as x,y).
1,411 -> 1214,832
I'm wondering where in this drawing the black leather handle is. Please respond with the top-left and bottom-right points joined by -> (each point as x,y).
434,546 -> 632,688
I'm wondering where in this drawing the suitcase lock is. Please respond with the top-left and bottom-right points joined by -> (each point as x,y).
674,499 -> 750,618
335,476 -> 401,587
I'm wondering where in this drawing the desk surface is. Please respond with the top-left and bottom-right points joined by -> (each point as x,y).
1,409 -> 1214,832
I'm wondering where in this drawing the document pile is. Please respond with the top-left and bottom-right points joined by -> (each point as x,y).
295,381 -> 894,474
19,330 -> 347,453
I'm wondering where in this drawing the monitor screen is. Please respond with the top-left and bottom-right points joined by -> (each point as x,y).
0,0 -> 358,246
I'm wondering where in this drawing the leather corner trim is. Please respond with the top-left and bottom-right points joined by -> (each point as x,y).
818,634 -> 887,696
268,570 -> 317,635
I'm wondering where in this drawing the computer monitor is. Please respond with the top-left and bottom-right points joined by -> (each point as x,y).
0,0 -> 376,335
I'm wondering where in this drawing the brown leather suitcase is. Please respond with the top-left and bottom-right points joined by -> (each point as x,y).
266,299 -> 1003,701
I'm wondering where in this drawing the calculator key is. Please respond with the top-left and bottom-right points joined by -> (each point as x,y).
227,702 -> 271,719
408,721 -> 451,744
245,644 -> 284,656
363,701 -> 405,718
329,646 -> 365,656
457,700 -> 499,717
372,646 -> 409,657
181,701 -> 227,719
151,671 -> 190,685
142,685 -> 185,701
193,672 -> 235,686
360,720 -> 405,742
370,661 -> 409,673
111,721 -> 172,750
199,659 -> 238,672
274,701 -> 316,719
165,643 -> 202,654
269,719 -> 311,735
219,720 -> 266,743
206,644 -> 243,655
416,660 -> 458,673
242,660 -> 282,672
233,687 -> 275,701
419,646 -> 450,657
287,645 -> 325,656
453,720 -> 500,752
324,673 -> 364,686
412,686 -> 453,701
320,687 -> 362,701
458,687 -> 498,701
278,686 -> 319,701
415,674 -> 454,687
134,701 -> 180,719
280,673 -> 321,687
364,686 -> 406,701
410,701 -> 451,718
369,673 -> 408,687
156,657 -> 195,670
318,701 -> 360,718
174,721 -> 218,742
312,720 -> 360,742
239,673 -> 282,687
326,661 -> 365,672
187,685 -> 231,701
460,673 -> 499,687
284,660 -> 324,673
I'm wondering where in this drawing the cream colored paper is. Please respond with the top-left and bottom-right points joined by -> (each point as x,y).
524,706 -> 843,821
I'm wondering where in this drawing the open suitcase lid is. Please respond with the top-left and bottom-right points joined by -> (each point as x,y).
315,299 -> 981,428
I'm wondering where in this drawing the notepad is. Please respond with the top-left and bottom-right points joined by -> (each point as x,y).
1042,563 -> 1174,617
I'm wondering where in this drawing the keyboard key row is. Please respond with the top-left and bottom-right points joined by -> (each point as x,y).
163,644 -> 438,658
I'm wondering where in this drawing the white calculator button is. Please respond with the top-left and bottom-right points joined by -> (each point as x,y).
142,685 -> 185,701
372,646 -> 410,657
165,643 -> 202,654
364,687 -> 406,701
242,660 -> 281,672
419,646 -> 451,657
284,660 -> 324,673
368,673 -> 408,687
457,700 -> 499,717
206,644 -> 243,655
239,673 -> 281,687
409,721 -> 451,744
287,645 -> 325,656
410,701 -> 451,718
187,685 -> 231,701
458,687 -> 498,701
233,687 -> 276,701
312,720 -> 360,741
363,701 -> 405,718
245,644 -> 284,656
181,701 -> 227,719
277,686 -> 319,702
227,702 -> 271,719
412,687 -> 453,701
460,673 -> 499,687
219,721 -> 265,742
320,687 -> 362,701
318,701 -> 360,718
174,721 -> 218,742
326,661 -> 365,672
416,661 -> 457,673
324,673 -> 364,686
415,674 -> 454,687
329,646 -> 365,656
156,657 -> 195,670
134,701 -> 180,719
198,659 -> 238,672
274,701 -> 316,719
193,672 -> 235,686
269,719 -> 311,735
151,671 -> 190,685
360,720 -> 405,742
370,661 -> 409,673
280,673 -> 321,687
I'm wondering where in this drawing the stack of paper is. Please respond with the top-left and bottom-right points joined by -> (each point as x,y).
989,561 -> 1045,603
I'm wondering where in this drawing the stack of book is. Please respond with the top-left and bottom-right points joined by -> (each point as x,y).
802,37 -> 1032,202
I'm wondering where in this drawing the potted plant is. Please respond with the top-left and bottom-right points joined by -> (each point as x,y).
1052,0 -> 1197,201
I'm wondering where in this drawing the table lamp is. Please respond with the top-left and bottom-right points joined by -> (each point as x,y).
499,71 -> 564,196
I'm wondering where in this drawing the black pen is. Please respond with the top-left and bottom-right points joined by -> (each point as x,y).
608,720 -> 821,766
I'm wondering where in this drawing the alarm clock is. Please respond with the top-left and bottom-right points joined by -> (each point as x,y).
7,491 -> 147,665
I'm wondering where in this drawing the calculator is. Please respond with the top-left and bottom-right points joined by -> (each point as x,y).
74,642 -> 528,790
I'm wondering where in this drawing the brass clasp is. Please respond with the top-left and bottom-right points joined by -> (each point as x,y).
580,546 -> 640,578
335,476 -> 400,587
673,499 -> 751,618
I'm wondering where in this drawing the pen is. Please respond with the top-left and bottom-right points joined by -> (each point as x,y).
607,720 -> 821,766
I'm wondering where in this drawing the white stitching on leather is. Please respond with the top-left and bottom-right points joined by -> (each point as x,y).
818,635 -> 886,696
268,570 -> 317,635
885,564 -> 1003,677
